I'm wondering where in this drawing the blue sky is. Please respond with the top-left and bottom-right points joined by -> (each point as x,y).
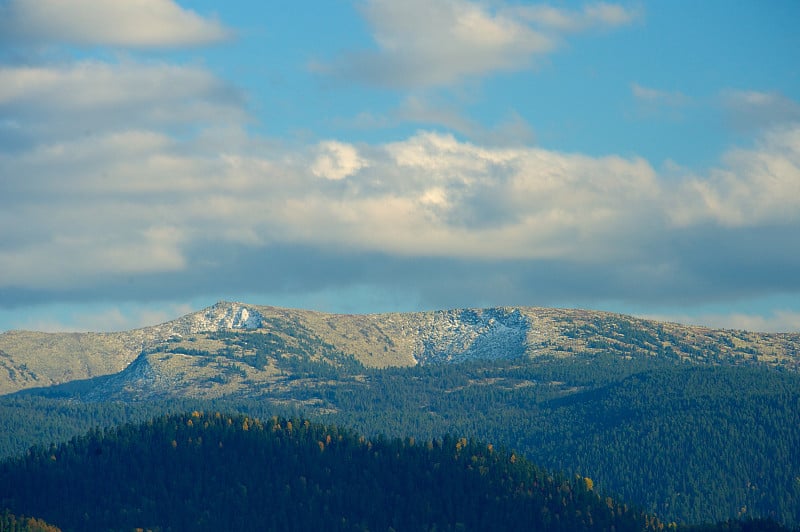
1,0 -> 799,333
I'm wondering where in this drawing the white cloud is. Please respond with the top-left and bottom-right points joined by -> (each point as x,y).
311,141 -> 367,180
320,0 -> 637,87
1,126 -> 661,289
0,0 -> 230,48
0,61 -> 245,142
4,119 -> 800,292
262,132 -> 662,260
671,125 -> 800,227
0,40 -> 797,311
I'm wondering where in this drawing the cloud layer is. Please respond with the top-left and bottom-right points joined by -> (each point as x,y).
0,0 -> 798,333
3,60 -> 799,306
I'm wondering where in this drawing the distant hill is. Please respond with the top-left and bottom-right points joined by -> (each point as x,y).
1,301 -> 798,396
0,412 -> 657,532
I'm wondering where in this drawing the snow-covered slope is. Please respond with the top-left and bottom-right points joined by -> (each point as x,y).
182,301 -> 264,332
412,308 -> 529,364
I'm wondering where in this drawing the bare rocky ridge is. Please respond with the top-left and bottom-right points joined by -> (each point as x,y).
1,301 -> 798,396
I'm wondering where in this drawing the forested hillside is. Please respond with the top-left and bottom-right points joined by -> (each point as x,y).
0,510 -> 60,532
0,412 -> 657,532
314,357 -> 800,526
2,354 -> 799,527
3,303 -> 799,526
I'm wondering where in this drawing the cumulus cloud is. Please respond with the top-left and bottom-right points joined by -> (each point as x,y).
356,131 -> 661,257
317,0 -> 637,87
6,120 -> 797,293
0,0 -> 230,48
672,125 -> 800,226
311,141 -> 368,180
3,67 -> 800,307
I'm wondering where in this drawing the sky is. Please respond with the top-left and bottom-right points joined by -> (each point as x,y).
1,0 -> 799,333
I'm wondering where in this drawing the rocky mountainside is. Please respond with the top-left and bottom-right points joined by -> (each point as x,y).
1,301 -> 798,396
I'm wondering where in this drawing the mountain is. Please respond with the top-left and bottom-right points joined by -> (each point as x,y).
2,302 -> 800,527
1,301 -> 798,397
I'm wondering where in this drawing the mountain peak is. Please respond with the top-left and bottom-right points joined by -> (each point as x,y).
184,302 -> 264,333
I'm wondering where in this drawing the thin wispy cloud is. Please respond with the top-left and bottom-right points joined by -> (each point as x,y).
0,61 -> 245,146
317,0 -> 637,88
340,96 -> 536,146
0,0 -> 231,48
722,89 -> 800,131
631,83 -> 690,107
508,2 -> 639,32
644,310 -> 800,334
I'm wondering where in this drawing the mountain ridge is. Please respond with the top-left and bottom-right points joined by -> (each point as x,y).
1,301 -> 799,396
3,302 -> 799,527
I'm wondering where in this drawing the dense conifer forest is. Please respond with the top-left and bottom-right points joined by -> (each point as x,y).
1,353 -> 799,527
1,412 -> 659,531
0,510 -> 60,532
1,412 -> 794,532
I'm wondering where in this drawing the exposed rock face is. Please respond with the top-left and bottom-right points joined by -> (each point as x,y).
411,308 -> 529,364
184,302 -> 264,332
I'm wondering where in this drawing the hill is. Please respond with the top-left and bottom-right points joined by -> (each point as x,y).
0,412 -> 657,532
3,356 -> 799,527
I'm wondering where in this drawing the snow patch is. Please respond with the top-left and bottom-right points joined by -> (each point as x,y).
187,302 -> 264,332
414,308 -> 529,364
